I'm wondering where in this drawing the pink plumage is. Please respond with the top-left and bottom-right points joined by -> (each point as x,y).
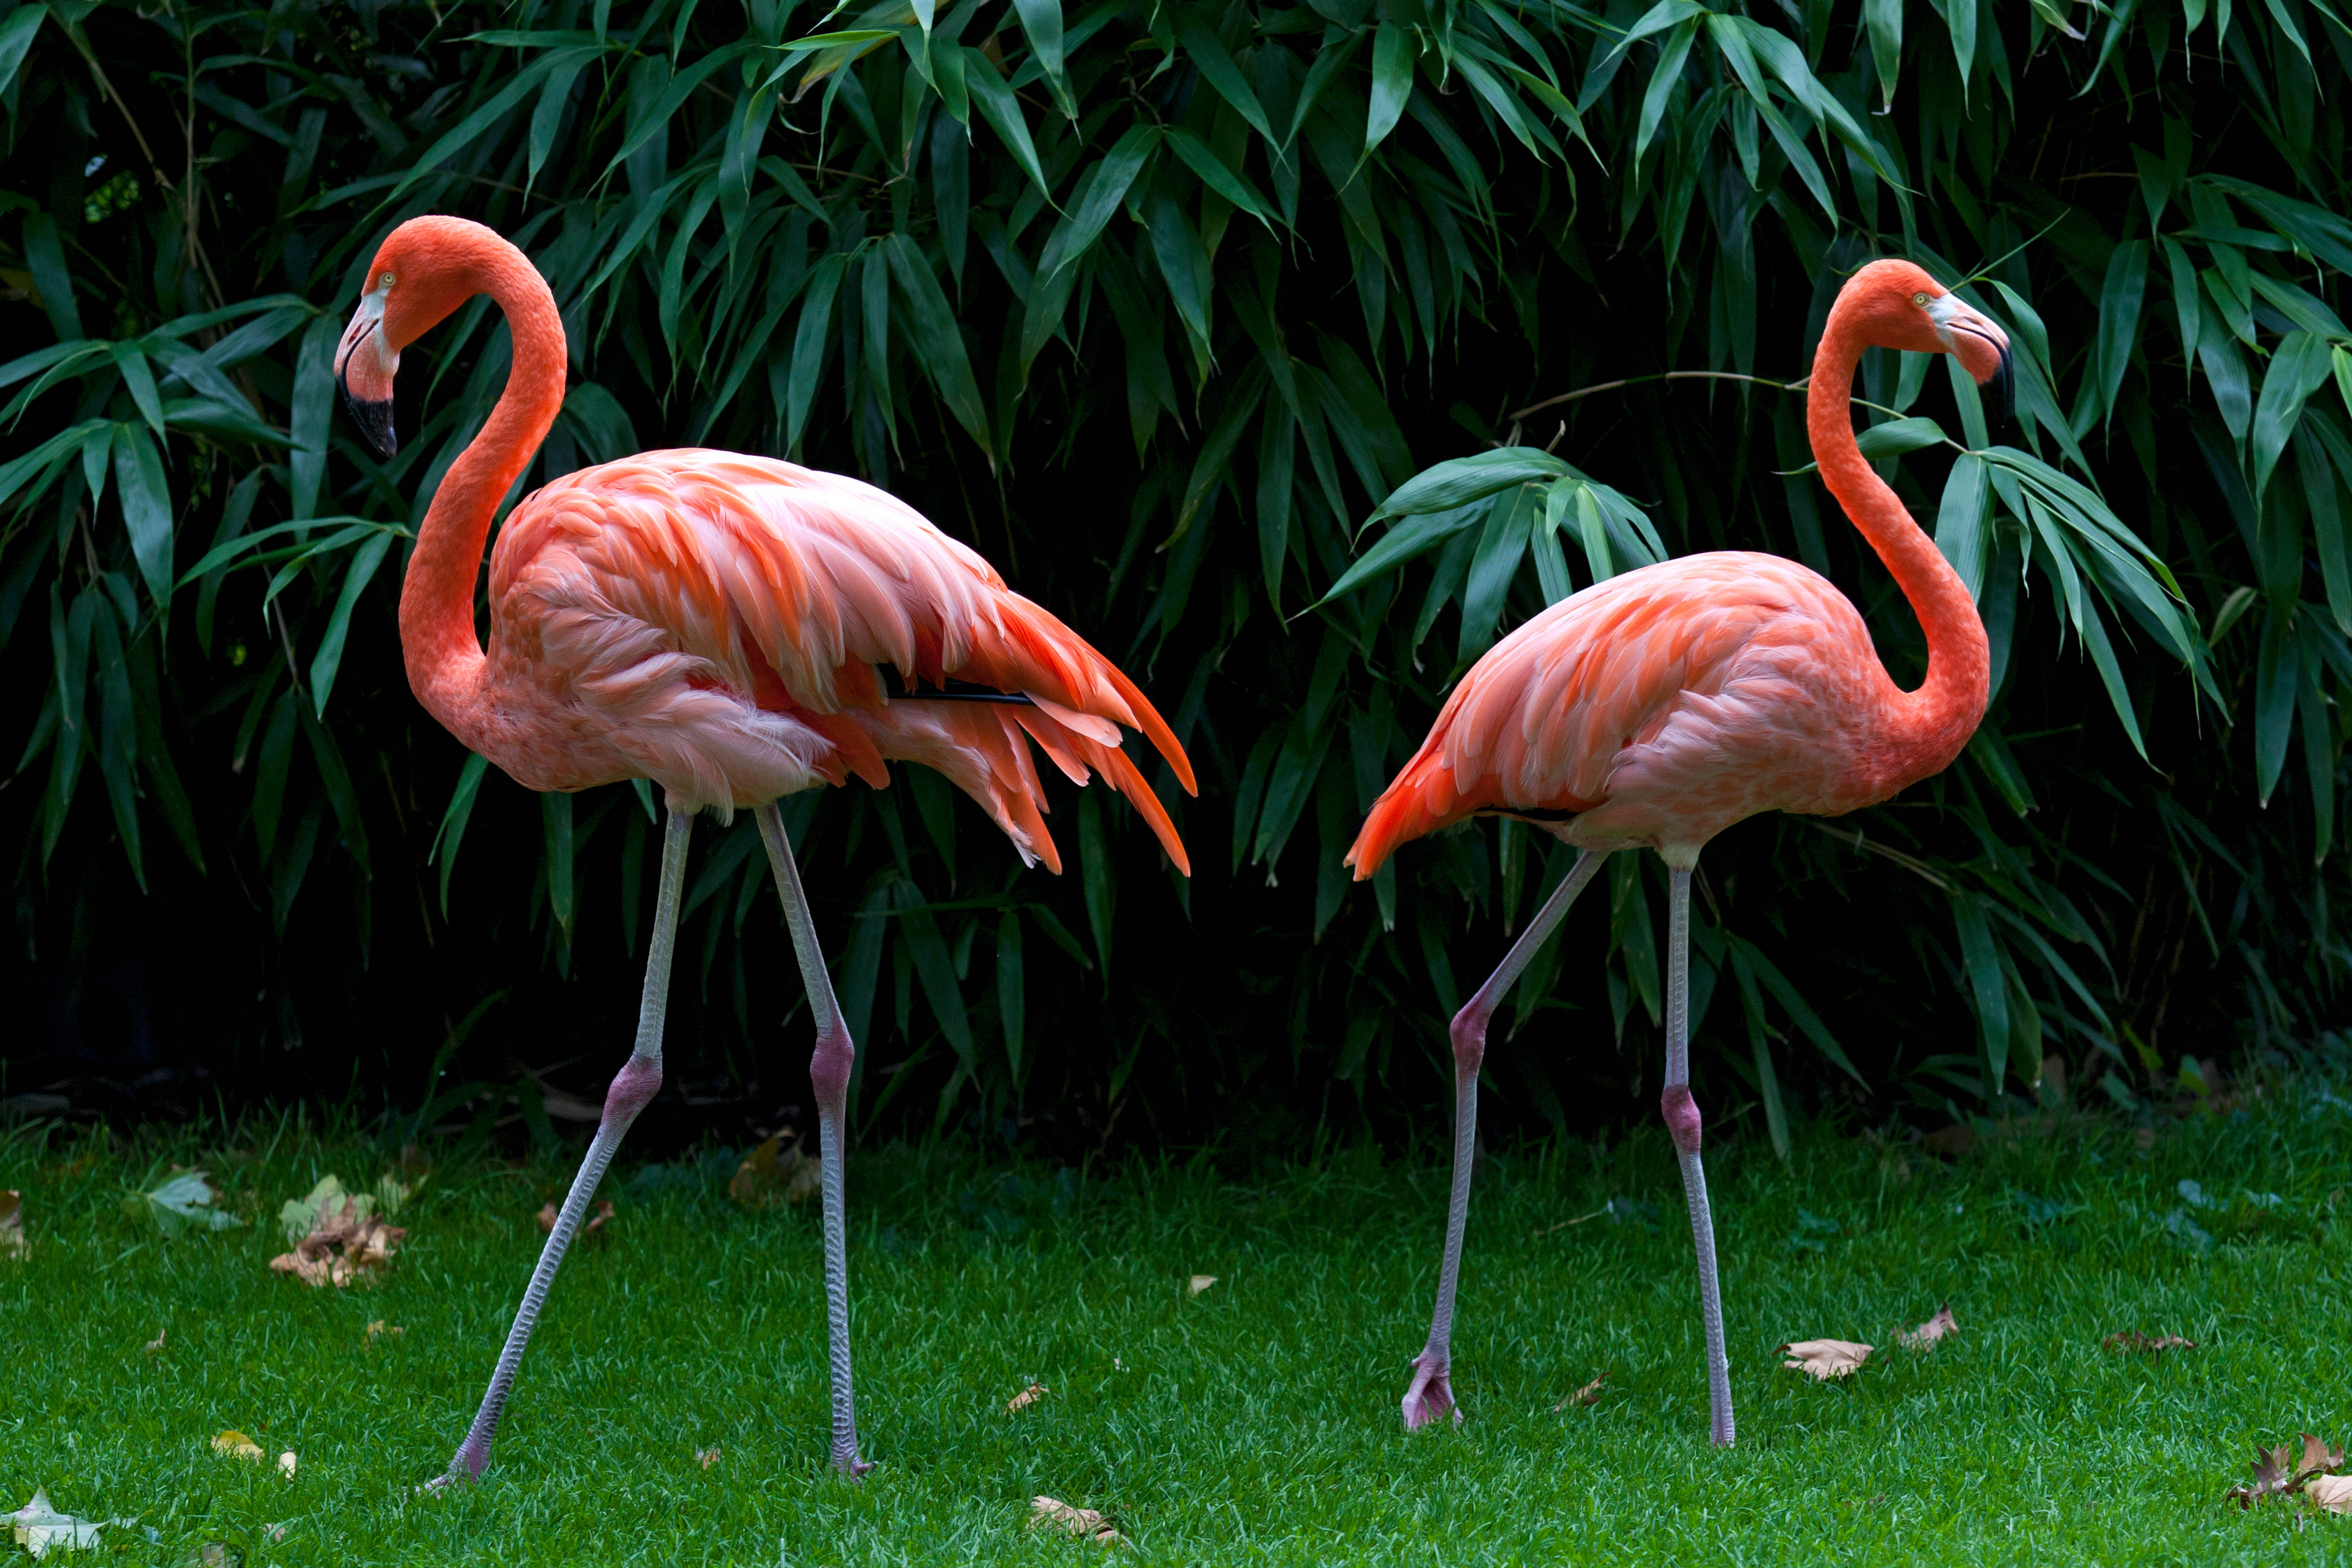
1348,549 -> 1976,874
477,450 -> 1192,873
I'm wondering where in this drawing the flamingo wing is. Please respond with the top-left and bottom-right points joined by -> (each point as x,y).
1348,552 -> 1882,875
487,451 -> 1193,873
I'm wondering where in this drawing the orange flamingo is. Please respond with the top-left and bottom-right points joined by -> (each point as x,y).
335,216 -> 1194,1482
1347,260 -> 2010,1446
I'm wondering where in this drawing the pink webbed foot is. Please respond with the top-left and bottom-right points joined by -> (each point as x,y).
1401,1350 -> 1463,1430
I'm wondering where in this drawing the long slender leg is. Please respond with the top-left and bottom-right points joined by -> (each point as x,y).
1661,859 -> 1735,1447
755,802 -> 871,1478
1403,847 -> 1608,1430
436,805 -> 693,1486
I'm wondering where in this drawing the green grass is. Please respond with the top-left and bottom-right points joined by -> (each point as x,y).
6,1082 -> 2352,1566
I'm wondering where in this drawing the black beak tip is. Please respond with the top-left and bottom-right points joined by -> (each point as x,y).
340,372 -> 398,460
1988,346 -> 2014,436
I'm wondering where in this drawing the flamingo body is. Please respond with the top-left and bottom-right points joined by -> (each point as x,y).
464,450 -> 1190,872
1349,548 -> 1981,870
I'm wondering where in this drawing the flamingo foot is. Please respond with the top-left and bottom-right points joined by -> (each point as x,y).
1401,1350 -> 1462,1430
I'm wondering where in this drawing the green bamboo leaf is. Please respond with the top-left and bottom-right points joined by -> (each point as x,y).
87,594 -> 144,887
543,791 -> 576,946
0,3 -> 46,99
1365,21 -> 1415,156
2088,240 -> 2147,433
2296,628 -> 2334,862
835,879 -> 894,1053
109,425 -> 174,614
430,752 -> 490,917
308,532 -> 393,716
786,253 -> 851,454
2301,415 -> 2352,633
396,48 -> 575,198
885,234 -> 993,464
1935,453 -> 1990,598
2251,331 -> 2336,501
300,704 -> 370,877
962,45 -> 1051,196
1311,505 -> 1484,610
1009,0 -> 1073,114
110,344 -> 164,442
1174,11 -> 1274,145
1458,485 -> 1537,661
289,313 -> 337,522
1078,789 -> 1115,977
2196,294 -> 2253,442
597,40 -> 761,180
1162,127 -> 1276,231
1856,416 -> 1950,460
996,911 -> 1026,1084
1951,895 -> 2009,1092
527,51 -> 591,187
1036,124 -> 1159,283
2254,609 -> 2295,801
21,212 -> 80,340
1369,447 -> 1569,524
1864,0 -> 1902,107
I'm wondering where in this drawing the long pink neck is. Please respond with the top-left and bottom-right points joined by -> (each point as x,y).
1808,310 -> 1989,788
399,240 -> 567,747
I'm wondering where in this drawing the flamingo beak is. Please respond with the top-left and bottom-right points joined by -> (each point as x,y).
1928,293 -> 2012,437
335,290 -> 399,460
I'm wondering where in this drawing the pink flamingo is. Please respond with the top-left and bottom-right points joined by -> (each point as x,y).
1346,260 -> 2010,1446
334,216 -> 1194,1482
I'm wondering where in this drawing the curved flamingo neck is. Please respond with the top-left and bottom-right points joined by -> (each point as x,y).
1808,307 -> 1989,788
398,236 -> 567,749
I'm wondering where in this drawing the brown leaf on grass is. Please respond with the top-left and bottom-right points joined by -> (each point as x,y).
275,1452 -> 297,1479
2105,1331 -> 2197,1354
1552,1374 -> 1605,1412
695,1447 -> 721,1470
0,1191 -> 23,1259
2225,1435 -> 2348,1507
1029,1496 -> 1120,1543
144,1328 -> 166,1355
211,1430 -> 264,1462
2311,1475 -> 2352,1514
1779,1339 -> 1874,1379
729,1134 -> 820,1209
365,1320 -> 403,1342
9,1489 -> 109,1556
535,1199 -> 614,1243
268,1197 -> 405,1288
1006,1383 -> 1048,1413
1900,1305 -> 1958,1351
1186,1274 -> 1216,1297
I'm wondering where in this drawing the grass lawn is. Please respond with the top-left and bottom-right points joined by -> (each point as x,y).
6,1075 -> 2352,1566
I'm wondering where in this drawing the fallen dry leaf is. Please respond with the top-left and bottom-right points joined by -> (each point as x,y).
2311,1474 -> 2352,1514
535,1198 -> 614,1243
1187,1274 -> 1216,1297
211,1430 -> 264,1463
276,1173 -> 409,1244
2105,1331 -> 2197,1354
1901,1305 -> 1958,1351
1006,1382 -> 1049,1413
275,1452 -> 297,1479
365,1320 -> 403,1342
144,1328 -> 166,1355
192,1542 -> 238,1567
729,1133 -> 821,1209
9,1490 -> 107,1557
269,1197 -> 405,1288
1030,1496 -> 1120,1543
0,1190 -> 23,1259
1780,1339 -> 1874,1379
1552,1374 -> 1605,1412
696,1447 -> 721,1470
2226,1434 -> 2348,1508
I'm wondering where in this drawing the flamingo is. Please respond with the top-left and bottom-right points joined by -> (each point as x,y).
333,216 -> 1195,1482
1346,260 -> 2010,1446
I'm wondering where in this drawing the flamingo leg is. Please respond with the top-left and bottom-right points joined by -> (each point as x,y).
437,805 -> 692,1487
1404,847 -> 1608,1430
754,802 -> 871,1478
1661,860 -> 1735,1447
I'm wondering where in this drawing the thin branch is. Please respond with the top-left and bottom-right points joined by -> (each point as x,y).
1510,370 -> 1807,422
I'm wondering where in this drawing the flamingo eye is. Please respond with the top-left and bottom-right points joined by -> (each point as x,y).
379,271 -> 396,290
1912,291 -> 1932,307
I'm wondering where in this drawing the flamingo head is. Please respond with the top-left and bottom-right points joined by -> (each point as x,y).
335,216 -> 496,459
1843,258 -> 2014,428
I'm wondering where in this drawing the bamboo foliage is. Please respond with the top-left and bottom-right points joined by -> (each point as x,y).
3,0 -> 2349,1137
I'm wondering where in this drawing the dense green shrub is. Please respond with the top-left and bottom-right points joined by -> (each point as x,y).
3,0 -> 2348,1145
